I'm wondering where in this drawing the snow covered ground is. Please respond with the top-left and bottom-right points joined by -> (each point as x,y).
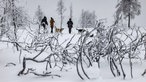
0,28 -> 146,82
0,46 -> 146,82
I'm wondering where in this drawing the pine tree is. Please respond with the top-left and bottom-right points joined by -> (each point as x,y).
116,0 -> 141,28
80,10 -> 96,28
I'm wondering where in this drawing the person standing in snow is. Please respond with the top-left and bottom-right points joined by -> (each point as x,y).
50,17 -> 55,33
41,16 -> 48,31
67,18 -> 73,34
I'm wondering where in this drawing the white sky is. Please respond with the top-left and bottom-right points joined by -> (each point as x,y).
19,0 -> 146,28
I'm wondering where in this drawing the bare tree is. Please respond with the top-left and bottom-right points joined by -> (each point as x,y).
57,0 -> 66,28
34,5 -> 44,24
70,3 -> 73,19
34,5 -> 44,33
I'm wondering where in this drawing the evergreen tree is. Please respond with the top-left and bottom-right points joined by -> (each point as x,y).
80,10 -> 96,28
116,0 -> 141,28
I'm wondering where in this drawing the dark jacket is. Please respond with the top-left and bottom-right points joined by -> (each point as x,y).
41,16 -> 48,25
67,18 -> 73,28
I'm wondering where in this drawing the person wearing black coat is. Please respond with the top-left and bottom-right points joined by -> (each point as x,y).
67,18 -> 73,34
41,16 -> 48,30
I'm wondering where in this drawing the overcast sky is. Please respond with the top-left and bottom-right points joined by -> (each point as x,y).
19,0 -> 146,28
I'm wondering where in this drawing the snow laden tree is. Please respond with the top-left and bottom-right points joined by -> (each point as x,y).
34,5 -> 44,33
80,10 -> 96,28
0,0 -> 12,39
144,36 -> 146,60
0,0 -> 29,50
57,0 -> 66,28
116,0 -> 141,28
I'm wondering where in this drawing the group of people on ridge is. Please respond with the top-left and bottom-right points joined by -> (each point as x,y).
41,16 -> 73,34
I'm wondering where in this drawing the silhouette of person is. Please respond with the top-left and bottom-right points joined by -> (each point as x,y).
67,18 -> 73,34
50,17 -> 55,33
41,16 -> 48,30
